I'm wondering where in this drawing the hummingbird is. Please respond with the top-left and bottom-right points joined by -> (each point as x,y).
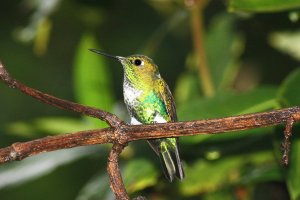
89,49 -> 184,182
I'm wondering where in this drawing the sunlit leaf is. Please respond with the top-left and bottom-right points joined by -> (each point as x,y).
6,117 -> 89,137
33,18 -> 52,56
73,33 -> 115,128
5,121 -> 37,137
277,68 -> 300,106
15,0 -> 60,43
269,31 -> 300,61
123,159 -> 158,193
228,0 -> 300,12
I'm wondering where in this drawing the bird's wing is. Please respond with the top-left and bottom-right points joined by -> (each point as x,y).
155,79 -> 177,122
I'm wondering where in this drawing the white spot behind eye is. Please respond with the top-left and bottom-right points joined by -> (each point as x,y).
156,73 -> 161,78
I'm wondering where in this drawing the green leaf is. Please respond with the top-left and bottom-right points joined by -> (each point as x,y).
175,13 -> 244,106
287,138 -> 300,200
178,87 -> 278,143
202,189 -> 235,200
181,158 -> 238,196
73,33 -> 115,128
178,87 -> 277,120
205,13 -> 244,90
239,163 -> 282,184
278,68 -> 300,106
6,117 -> 89,136
180,151 -> 276,196
123,159 -> 158,193
174,72 -> 202,106
228,0 -> 300,13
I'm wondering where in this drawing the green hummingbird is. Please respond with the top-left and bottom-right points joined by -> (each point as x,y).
89,49 -> 184,182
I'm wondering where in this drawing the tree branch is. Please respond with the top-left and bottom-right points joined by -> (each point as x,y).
108,144 -> 129,200
282,116 -> 296,165
1,106 -> 299,164
0,128 -> 113,163
0,61 -> 299,199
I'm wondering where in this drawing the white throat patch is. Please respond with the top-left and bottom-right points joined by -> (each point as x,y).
123,82 -> 143,106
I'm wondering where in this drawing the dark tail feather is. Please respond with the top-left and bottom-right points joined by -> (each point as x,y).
148,138 -> 184,182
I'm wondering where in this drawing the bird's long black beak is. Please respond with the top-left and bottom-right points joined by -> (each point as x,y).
89,48 -> 124,61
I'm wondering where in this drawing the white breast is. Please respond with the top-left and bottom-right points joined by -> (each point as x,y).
153,113 -> 167,123
130,113 -> 167,125
130,117 -> 142,125
123,81 -> 143,107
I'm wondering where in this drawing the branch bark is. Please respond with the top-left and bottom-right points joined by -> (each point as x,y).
1,106 -> 299,164
0,62 -> 299,199
0,128 -> 112,163
108,144 -> 129,200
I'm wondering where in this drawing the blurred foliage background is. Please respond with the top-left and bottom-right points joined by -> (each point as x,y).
1,0 -> 300,199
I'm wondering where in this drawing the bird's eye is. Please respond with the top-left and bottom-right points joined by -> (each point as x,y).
134,59 -> 143,66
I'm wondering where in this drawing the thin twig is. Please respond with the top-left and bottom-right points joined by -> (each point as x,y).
0,62 -> 123,128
